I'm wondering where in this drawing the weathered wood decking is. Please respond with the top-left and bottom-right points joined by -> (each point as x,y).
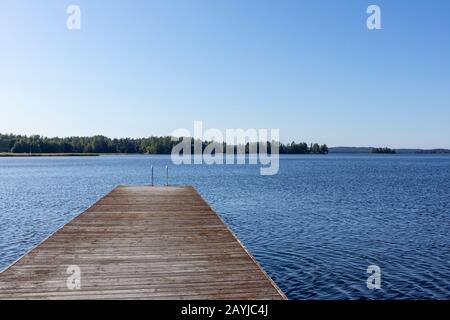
0,186 -> 285,300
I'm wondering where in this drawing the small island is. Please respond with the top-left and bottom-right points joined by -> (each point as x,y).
371,147 -> 397,154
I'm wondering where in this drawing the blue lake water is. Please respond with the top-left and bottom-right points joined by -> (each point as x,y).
0,154 -> 449,299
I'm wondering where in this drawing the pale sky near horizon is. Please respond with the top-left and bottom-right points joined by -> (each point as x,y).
0,0 -> 449,148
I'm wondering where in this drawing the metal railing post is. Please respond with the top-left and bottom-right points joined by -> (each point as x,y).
151,165 -> 154,186
165,165 -> 168,186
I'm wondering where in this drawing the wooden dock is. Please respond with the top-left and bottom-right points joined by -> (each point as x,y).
0,186 -> 286,300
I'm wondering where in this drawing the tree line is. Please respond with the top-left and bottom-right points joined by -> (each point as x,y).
371,147 -> 396,154
0,134 -> 328,155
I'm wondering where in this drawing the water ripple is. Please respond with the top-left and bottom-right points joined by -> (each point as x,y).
0,154 -> 449,299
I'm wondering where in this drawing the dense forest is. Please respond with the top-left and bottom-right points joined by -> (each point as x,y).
0,134 -> 329,155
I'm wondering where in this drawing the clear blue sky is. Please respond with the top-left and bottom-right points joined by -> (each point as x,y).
1,0 -> 449,148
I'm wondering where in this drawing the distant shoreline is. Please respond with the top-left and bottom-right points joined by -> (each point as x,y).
0,153 -> 100,157
329,147 -> 450,154
1,152 -> 450,158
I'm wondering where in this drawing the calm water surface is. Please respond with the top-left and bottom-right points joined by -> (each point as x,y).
0,154 -> 449,299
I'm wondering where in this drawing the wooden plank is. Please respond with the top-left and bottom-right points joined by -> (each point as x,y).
0,186 -> 286,300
